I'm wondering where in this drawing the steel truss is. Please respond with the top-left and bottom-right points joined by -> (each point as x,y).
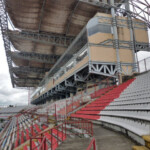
0,0 -> 14,87
74,73 -> 89,82
65,80 -> 75,87
8,30 -> 74,47
11,51 -> 60,64
89,62 -> 133,77
89,62 -> 118,78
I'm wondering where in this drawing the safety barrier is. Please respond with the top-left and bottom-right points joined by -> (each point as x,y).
30,118 -> 93,150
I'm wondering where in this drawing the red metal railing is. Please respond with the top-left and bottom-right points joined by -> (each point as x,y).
56,98 -> 82,120
39,137 -> 47,150
30,137 -> 47,150
86,138 -> 96,150
30,118 -> 93,150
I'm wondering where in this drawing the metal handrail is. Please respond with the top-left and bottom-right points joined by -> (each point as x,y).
30,118 -> 93,150
86,138 -> 96,150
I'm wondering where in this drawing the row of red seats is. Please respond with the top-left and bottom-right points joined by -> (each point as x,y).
71,79 -> 135,120
15,127 -> 33,148
15,117 -> 20,148
23,124 -> 66,150
90,86 -> 115,99
23,124 -> 48,150
14,120 -> 44,149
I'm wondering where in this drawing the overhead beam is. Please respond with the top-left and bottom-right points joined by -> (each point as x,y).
14,78 -> 41,83
14,77 -> 41,81
38,0 -> 47,32
14,73 -> 44,79
79,0 -> 111,9
11,51 -> 60,64
8,30 -> 75,47
12,67 -> 49,74
65,0 -> 80,35
15,83 -> 39,87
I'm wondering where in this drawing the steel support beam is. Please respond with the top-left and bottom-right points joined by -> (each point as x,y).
111,0 -> 121,82
8,30 -> 74,47
15,83 -> 39,87
14,72 -> 44,79
65,0 -> 80,35
14,78 -> 41,83
38,0 -> 47,32
125,0 -> 137,72
79,0 -> 111,9
65,80 -> 75,87
12,66 -> 49,74
74,73 -> 86,82
55,85 -> 66,92
14,81 -> 40,87
65,87 -> 77,93
11,51 -> 60,64
135,43 -> 150,52
89,62 -> 117,78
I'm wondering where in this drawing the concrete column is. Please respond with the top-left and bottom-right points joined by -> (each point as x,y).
110,0 -> 122,84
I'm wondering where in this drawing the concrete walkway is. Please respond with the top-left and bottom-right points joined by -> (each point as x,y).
94,125 -> 136,150
56,124 -> 136,150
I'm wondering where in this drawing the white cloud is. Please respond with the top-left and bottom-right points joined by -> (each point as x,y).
0,36 -> 28,106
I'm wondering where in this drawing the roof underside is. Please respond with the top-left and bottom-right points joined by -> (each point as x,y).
6,0 -> 106,35
6,0 -> 110,87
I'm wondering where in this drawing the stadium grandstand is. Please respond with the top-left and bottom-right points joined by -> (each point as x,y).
0,0 -> 150,150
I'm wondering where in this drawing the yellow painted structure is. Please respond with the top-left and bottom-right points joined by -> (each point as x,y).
132,146 -> 149,150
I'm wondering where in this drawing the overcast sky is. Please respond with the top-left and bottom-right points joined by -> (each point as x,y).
0,36 -> 28,106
